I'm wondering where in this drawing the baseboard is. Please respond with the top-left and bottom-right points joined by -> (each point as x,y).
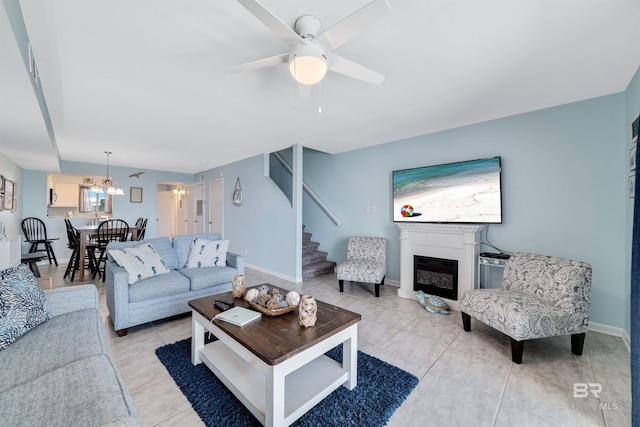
245,263 -> 299,283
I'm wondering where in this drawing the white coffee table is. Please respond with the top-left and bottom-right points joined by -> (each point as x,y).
189,290 -> 361,427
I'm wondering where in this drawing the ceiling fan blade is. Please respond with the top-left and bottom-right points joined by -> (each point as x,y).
226,53 -> 289,73
236,0 -> 305,47
329,54 -> 385,85
316,0 -> 391,52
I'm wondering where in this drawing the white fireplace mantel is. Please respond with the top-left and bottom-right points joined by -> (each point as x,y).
396,223 -> 485,309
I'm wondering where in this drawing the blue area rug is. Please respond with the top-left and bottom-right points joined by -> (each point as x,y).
156,337 -> 418,427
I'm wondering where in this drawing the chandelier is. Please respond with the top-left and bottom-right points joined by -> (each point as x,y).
91,151 -> 124,195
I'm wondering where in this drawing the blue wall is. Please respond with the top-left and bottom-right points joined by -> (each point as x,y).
21,161 -> 193,261
299,94 -> 627,329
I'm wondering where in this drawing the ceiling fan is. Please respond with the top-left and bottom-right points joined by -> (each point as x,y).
227,0 -> 391,85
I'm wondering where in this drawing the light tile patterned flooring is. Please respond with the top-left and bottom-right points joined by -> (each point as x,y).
41,263 -> 631,427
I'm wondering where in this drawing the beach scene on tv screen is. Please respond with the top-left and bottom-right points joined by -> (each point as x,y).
393,157 -> 502,223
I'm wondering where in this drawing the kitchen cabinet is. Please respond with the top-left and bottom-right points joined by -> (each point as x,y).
51,183 -> 79,207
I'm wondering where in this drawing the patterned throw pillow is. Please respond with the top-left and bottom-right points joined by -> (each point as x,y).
109,243 -> 171,285
185,238 -> 229,268
0,264 -> 51,351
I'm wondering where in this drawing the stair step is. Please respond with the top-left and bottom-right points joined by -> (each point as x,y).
302,261 -> 337,279
303,241 -> 320,253
302,250 -> 328,266
303,232 -> 312,243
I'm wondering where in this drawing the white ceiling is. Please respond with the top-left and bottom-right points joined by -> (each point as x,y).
2,0 -> 640,174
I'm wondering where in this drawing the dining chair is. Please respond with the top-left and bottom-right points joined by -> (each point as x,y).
21,217 -> 59,266
63,219 -> 97,281
93,219 -> 130,281
133,217 -> 147,241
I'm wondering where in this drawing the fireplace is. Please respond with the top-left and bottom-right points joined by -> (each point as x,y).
396,223 -> 484,309
414,255 -> 458,300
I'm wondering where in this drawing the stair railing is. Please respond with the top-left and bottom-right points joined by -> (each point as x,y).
271,152 -> 341,226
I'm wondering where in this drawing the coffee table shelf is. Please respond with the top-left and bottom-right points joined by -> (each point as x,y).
199,340 -> 349,425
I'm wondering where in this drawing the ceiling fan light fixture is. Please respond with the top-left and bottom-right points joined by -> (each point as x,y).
288,44 -> 328,85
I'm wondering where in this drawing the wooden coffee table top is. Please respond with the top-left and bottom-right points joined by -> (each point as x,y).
189,286 -> 361,366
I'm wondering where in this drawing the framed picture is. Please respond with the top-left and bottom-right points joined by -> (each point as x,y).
631,145 -> 637,171
631,175 -> 636,198
0,175 -> 4,193
632,113 -> 640,139
3,179 -> 13,211
11,181 -> 17,212
130,187 -> 142,203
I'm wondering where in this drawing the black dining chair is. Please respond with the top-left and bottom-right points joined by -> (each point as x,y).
93,219 -> 130,281
137,218 -> 148,241
64,219 -> 97,281
21,217 -> 59,266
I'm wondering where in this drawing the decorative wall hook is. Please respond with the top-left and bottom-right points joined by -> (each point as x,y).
233,177 -> 243,206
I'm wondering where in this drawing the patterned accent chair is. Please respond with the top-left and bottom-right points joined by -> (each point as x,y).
336,236 -> 387,297
458,252 -> 592,364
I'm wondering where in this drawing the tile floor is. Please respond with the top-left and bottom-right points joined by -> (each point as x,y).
41,263 -> 631,427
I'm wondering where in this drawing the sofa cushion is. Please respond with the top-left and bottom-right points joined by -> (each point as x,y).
128,270 -> 191,303
0,354 -> 140,426
109,243 -> 171,285
0,265 -> 50,351
185,238 -> 229,268
0,307 -> 107,393
178,266 -> 238,291
108,236 -> 178,270
173,233 -> 222,268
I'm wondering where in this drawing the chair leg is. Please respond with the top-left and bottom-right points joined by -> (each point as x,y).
461,312 -> 471,332
571,333 -> 586,356
339,279 -> 344,292
47,242 -> 58,266
374,276 -> 386,297
510,338 -> 524,364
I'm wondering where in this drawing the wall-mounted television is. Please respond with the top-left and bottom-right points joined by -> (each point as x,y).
393,156 -> 502,224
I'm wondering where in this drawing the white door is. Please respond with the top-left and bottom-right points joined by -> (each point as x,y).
184,185 -> 194,235
156,191 -> 174,237
194,183 -> 204,233
208,179 -> 223,236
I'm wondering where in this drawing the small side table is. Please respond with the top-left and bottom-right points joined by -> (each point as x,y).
21,252 -> 48,278
477,255 -> 509,289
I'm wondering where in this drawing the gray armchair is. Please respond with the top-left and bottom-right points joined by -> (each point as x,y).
458,252 -> 592,364
336,236 -> 387,297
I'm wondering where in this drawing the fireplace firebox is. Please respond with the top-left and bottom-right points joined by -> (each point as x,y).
413,255 -> 458,300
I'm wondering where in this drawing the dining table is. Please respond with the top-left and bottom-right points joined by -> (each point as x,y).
74,224 -> 137,281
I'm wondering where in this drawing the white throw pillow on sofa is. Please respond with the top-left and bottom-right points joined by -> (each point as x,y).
185,238 -> 229,268
109,243 -> 170,285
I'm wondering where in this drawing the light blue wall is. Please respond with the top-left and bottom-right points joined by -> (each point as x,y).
625,66 -> 640,338
199,154 -> 299,280
302,93 -> 627,329
1,152 -> 23,238
21,160 -> 193,261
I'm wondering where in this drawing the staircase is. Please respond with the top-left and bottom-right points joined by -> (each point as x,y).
302,226 -> 336,279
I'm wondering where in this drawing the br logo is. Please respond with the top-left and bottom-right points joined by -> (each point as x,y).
573,383 -> 602,398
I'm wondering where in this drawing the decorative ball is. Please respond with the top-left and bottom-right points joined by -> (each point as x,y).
245,288 -> 259,303
258,284 -> 270,293
272,293 -> 284,302
266,298 -> 280,310
400,205 -> 414,217
285,291 -> 300,307
269,288 -> 280,295
279,300 -> 289,309
257,293 -> 270,307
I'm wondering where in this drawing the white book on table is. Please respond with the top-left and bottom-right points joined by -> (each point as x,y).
214,306 -> 261,327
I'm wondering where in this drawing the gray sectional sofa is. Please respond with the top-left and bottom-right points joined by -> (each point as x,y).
105,233 -> 245,336
0,284 -> 141,426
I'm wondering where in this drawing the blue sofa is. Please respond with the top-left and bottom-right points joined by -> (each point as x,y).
0,284 -> 141,426
105,233 -> 245,336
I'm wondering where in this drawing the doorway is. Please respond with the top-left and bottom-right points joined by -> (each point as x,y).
208,178 -> 223,236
